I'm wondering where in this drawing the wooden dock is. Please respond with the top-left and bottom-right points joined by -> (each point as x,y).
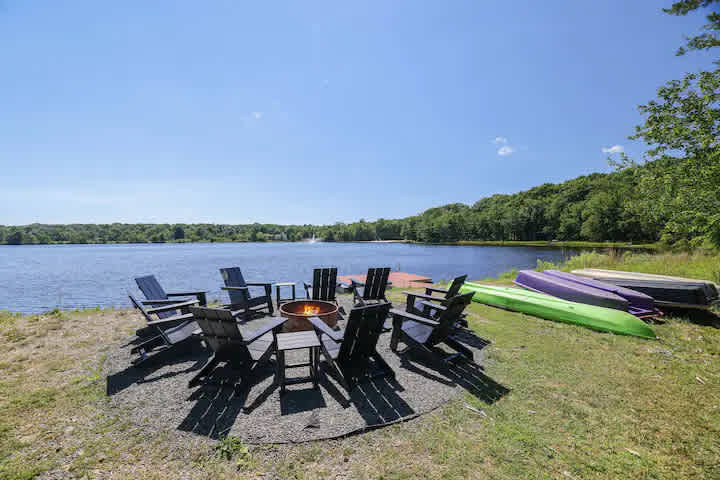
338,271 -> 432,289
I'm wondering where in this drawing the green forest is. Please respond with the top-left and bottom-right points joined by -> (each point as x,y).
1,1 -> 718,250
1,151 -> 716,249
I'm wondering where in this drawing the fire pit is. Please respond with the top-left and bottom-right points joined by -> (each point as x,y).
278,300 -> 339,332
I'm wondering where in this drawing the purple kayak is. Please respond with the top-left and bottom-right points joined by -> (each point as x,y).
544,270 -> 656,311
514,270 -> 629,311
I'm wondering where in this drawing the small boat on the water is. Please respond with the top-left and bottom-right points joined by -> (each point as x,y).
459,282 -> 656,339
542,270 -> 660,317
571,269 -> 719,310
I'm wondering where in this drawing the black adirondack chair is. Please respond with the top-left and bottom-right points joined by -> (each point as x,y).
304,267 -> 339,303
135,275 -> 207,320
128,294 -> 200,365
417,274 -> 467,312
188,306 -> 286,393
389,292 -> 474,365
407,274 -> 469,327
219,267 -> 274,319
351,267 -> 391,306
309,302 -> 394,391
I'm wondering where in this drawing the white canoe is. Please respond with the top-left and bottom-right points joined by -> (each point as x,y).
571,268 -> 719,289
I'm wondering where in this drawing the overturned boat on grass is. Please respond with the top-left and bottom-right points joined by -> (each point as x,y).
460,282 -> 656,339
571,269 -> 719,310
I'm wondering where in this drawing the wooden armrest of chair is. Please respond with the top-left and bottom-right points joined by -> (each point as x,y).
389,308 -> 440,327
308,317 -> 344,342
167,291 -> 206,297
425,286 -> 449,295
146,312 -> 194,326
403,291 -> 445,302
228,308 -> 248,317
146,299 -> 198,314
246,282 -> 272,287
141,299 -> 184,305
244,317 -> 287,343
222,286 -> 249,291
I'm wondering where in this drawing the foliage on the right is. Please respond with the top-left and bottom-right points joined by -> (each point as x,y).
615,0 -> 719,248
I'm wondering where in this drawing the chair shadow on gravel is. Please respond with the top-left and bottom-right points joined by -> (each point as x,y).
177,364 -> 277,439
106,342 -> 209,396
279,388 -> 328,416
398,351 -> 508,404
395,330 -> 509,405
277,369 -> 415,427
177,386 -> 248,439
273,364 -> 415,427
349,375 -> 415,426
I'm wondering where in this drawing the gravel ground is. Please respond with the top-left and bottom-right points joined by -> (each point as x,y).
104,297 -> 500,444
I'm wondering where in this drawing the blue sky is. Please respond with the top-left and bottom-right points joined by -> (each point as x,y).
0,1 -> 715,225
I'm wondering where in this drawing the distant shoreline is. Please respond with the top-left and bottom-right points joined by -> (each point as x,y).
0,239 -> 658,249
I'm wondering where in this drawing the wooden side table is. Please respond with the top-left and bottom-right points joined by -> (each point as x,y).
275,282 -> 296,307
275,331 -> 320,394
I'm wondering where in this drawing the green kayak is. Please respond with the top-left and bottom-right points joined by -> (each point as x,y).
460,282 -> 656,339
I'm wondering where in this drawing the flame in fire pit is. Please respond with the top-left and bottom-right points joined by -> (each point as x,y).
302,304 -> 321,315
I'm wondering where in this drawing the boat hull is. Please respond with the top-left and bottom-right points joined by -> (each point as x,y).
572,269 -> 719,294
543,270 -> 656,311
460,282 -> 656,339
588,278 -> 717,309
514,270 -> 629,311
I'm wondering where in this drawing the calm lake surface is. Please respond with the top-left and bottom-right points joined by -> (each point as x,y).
0,242 -> 582,313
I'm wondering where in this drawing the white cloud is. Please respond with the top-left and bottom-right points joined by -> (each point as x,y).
492,136 -> 517,155
601,145 -> 624,154
498,145 -> 516,156
251,112 -> 263,120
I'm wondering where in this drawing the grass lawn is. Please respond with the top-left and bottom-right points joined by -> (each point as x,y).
539,250 -> 720,284
0,254 -> 718,478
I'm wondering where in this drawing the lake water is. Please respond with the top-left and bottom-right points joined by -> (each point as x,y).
0,242 -> 581,313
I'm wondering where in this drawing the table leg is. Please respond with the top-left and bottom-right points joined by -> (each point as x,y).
277,350 -> 285,395
275,286 -> 280,309
311,347 -> 319,389
291,284 -> 296,301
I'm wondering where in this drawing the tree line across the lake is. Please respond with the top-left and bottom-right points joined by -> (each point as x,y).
1,150 -> 716,249
1,1 -> 718,250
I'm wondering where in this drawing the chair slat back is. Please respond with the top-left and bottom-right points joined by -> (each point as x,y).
136,275 -> 176,319
445,275 -> 468,300
190,306 -> 251,361
311,267 -> 338,301
337,303 -> 391,378
427,292 -> 473,346
220,267 -> 251,305
363,267 -> 390,300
